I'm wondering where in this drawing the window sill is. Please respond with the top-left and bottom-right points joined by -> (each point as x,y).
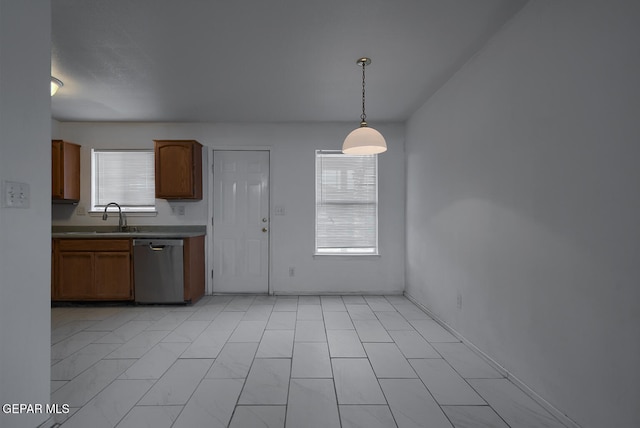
314,252 -> 380,258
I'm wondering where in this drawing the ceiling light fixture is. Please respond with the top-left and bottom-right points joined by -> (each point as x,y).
342,57 -> 387,155
51,77 -> 63,96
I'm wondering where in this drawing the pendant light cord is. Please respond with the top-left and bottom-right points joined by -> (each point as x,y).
361,61 -> 367,125
342,56 -> 387,154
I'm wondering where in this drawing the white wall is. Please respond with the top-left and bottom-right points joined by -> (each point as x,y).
51,118 -> 62,139
55,121 -> 405,295
0,1 -> 52,428
405,2 -> 640,427
52,122 -> 209,226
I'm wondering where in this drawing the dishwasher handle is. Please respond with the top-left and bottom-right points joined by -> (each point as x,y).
133,239 -> 184,249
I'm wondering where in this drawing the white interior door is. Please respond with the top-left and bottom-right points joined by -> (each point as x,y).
213,151 -> 269,293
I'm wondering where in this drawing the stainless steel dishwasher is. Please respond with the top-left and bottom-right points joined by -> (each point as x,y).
133,239 -> 184,304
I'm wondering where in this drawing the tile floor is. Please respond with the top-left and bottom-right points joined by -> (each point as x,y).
50,295 -> 567,428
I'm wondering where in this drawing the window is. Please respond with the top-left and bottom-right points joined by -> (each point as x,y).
315,150 -> 378,255
91,149 -> 156,212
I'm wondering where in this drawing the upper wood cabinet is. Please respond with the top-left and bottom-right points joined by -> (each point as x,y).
52,140 -> 81,202
154,140 -> 203,200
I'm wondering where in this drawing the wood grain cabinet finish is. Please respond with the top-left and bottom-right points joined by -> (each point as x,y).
154,140 -> 203,200
183,235 -> 205,303
52,140 -> 81,202
56,251 -> 94,299
52,239 -> 133,301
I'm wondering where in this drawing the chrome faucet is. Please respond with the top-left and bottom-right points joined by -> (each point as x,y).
102,202 -> 127,231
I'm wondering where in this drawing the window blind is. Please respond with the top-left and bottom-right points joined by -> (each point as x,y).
315,150 -> 378,254
92,149 -> 155,210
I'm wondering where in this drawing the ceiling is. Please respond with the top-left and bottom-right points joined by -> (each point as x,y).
51,0 -> 527,123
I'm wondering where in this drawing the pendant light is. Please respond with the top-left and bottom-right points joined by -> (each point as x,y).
51,77 -> 64,96
342,57 -> 387,155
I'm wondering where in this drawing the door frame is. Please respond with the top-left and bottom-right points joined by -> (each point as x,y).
207,146 -> 273,295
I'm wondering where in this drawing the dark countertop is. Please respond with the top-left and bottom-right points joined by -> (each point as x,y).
52,225 -> 206,239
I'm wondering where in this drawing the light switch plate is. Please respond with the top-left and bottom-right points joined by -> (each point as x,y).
2,180 -> 30,208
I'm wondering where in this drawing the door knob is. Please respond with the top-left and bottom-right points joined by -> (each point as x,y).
262,218 -> 268,222
262,228 -> 268,233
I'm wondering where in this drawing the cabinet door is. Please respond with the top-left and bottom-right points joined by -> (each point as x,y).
183,235 -> 205,303
154,140 -> 202,199
57,252 -> 94,300
94,252 -> 132,300
52,140 -> 81,201
52,140 -> 64,199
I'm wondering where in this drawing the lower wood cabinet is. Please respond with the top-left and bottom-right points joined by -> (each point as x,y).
52,236 -> 205,303
183,235 -> 205,303
52,239 -> 133,301
94,252 -> 133,299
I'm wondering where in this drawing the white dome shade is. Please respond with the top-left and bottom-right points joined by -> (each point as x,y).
342,126 -> 387,154
51,77 -> 63,96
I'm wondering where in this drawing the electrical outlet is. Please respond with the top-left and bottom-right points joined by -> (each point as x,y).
2,180 -> 30,208
275,205 -> 285,216
172,205 -> 185,216
76,205 -> 86,216
457,291 -> 463,310
289,267 -> 295,277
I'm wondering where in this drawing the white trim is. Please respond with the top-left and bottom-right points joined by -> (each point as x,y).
209,145 -> 271,151
404,292 -> 581,428
90,148 -> 156,212
312,253 -> 381,258
314,150 -> 379,255
207,147 -> 213,296
209,147 -> 273,295
269,291 -> 404,296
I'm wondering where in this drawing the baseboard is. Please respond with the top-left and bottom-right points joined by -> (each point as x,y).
36,416 -> 60,428
208,291 -> 405,296
271,291 -> 405,296
404,292 -> 581,428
